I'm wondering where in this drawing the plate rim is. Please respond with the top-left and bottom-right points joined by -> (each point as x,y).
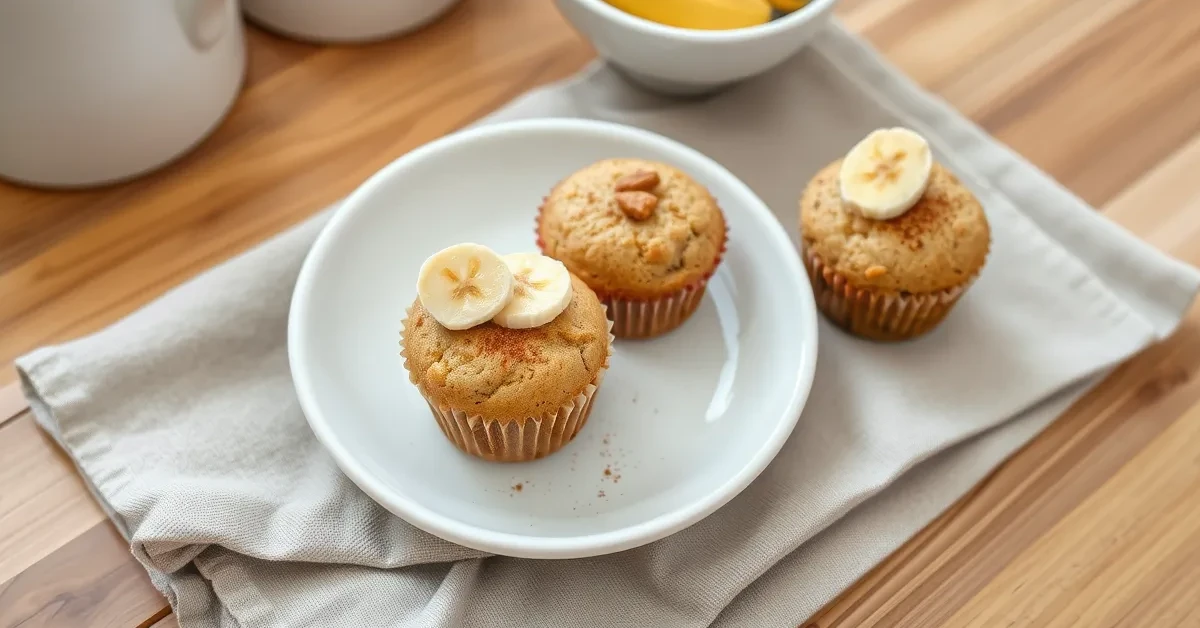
287,117 -> 819,559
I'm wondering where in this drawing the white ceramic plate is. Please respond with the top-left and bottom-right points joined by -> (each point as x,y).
288,118 -> 818,559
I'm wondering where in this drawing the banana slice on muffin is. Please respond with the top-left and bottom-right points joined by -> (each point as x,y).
416,243 -> 514,330
493,253 -> 574,330
838,127 -> 933,220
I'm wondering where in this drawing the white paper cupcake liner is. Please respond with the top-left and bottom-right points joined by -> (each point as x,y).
603,281 -> 708,339
401,312 -> 614,462
804,249 -> 976,342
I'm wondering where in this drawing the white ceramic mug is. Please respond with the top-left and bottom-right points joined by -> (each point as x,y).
0,0 -> 246,188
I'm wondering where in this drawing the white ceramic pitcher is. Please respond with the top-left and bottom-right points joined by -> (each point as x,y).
0,0 -> 246,188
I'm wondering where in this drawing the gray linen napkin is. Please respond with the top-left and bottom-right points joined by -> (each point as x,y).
17,21 -> 1200,628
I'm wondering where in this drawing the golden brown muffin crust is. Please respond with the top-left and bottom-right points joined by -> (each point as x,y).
800,160 -> 990,293
402,275 -> 610,422
538,158 -> 726,300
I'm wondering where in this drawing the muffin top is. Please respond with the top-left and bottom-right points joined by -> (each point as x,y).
402,274 -> 610,421
800,160 -> 990,293
538,158 -> 727,300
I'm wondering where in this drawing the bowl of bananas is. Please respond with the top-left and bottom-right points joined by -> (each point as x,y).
554,0 -> 838,96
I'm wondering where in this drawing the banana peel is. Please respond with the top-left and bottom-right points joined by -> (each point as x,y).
605,0 -> 773,30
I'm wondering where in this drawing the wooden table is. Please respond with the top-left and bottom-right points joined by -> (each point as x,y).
3,0 -> 1199,626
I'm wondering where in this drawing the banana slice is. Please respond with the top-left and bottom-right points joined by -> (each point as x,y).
492,253 -> 573,330
417,243 -> 514,330
838,127 -> 933,220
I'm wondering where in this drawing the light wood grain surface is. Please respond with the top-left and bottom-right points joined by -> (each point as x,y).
2,0 -> 1199,626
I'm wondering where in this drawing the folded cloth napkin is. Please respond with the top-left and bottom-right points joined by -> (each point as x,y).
17,21 -> 1200,628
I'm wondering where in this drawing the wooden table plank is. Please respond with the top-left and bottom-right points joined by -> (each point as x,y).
860,0 -> 1086,90
945,399 -> 1200,627
0,523 -> 167,628
973,0 -> 1200,205
1105,132 -> 1200,251
940,0 -> 1142,127
1,1 -> 1199,627
0,382 -> 23,427
811,307 -> 1200,627
0,415 -> 106,585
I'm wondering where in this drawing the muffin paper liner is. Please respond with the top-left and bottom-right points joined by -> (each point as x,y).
602,284 -> 708,339
535,196 -> 729,339
803,248 -> 978,342
400,312 -> 615,463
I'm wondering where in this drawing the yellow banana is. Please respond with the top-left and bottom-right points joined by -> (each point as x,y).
605,0 -> 773,30
768,0 -> 811,11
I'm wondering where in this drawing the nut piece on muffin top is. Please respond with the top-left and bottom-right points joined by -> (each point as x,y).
537,158 -> 727,301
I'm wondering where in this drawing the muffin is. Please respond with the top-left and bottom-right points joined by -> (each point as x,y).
401,244 -> 613,462
799,128 -> 990,341
537,158 -> 727,339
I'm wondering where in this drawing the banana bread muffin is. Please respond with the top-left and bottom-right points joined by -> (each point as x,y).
536,158 -> 727,338
800,128 -> 990,341
402,272 -> 612,462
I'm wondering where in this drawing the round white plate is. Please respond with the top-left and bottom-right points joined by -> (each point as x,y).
288,118 -> 818,559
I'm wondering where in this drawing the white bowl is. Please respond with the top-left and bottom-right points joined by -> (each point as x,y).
242,0 -> 462,44
554,0 -> 839,95
288,118 -> 818,558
